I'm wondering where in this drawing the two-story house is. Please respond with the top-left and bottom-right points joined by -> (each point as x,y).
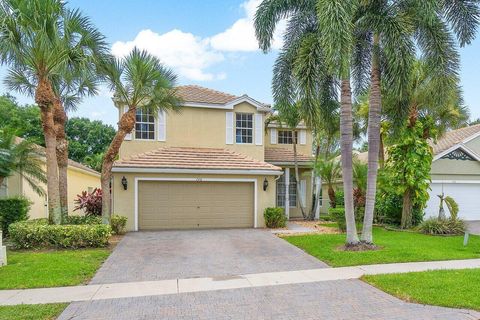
111,85 -> 314,231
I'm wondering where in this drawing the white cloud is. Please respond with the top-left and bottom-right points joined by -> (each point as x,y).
209,0 -> 285,52
112,29 -> 225,81
111,0 -> 285,82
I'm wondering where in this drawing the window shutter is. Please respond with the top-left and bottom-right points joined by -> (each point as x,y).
123,106 -> 132,141
226,112 -> 234,144
157,110 -> 166,141
270,128 -> 277,144
299,130 -> 306,145
254,114 -> 263,145
300,180 -> 307,206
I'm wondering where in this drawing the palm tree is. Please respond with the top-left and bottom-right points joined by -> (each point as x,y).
255,0 -> 360,245
358,0 -> 480,243
99,48 -> 181,224
0,131 -> 46,196
0,0 -> 106,224
315,158 -> 340,208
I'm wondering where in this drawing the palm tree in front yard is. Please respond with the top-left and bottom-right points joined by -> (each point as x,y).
99,48 -> 181,224
0,131 -> 46,196
0,0 -> 107,223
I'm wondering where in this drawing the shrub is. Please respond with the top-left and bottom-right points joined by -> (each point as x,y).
264,207 -> 287,228
0,196 -> 31,235
334,190 -> 345,207
418,217 -> 465,235
74,188 -> 102,216
110,215 -> 127,234
328,207 -> 346,232
8,221 -> 111,249
64,215 -> 102,225
375,192 -> 423,226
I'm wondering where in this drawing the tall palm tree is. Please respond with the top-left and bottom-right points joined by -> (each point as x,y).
358,0 -> 479,242
255,0 -> 360,245
0,0 -> 106,224
0,131 -> 46,196
99,48 -> 181,224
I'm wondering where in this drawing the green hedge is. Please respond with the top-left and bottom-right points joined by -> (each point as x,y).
64,215 -> 102,225
0,196 -> 31,235
8,220 -> 111,249
264,207 -> 287,228
328,207 -> 346,232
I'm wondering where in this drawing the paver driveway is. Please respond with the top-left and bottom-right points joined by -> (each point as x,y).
91,229 -> 327,284
59,229 -> 480,319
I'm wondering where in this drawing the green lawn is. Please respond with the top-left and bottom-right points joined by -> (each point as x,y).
284,227 -> 480,267
0,303 -> 67,320
0,249 -> 110,289
364,269 -> 480,311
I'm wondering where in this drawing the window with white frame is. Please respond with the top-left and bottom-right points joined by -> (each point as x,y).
235,113 -> 253,144
276,173 -> 297,207
135,109 -> 155,140
278,130 -> 298,144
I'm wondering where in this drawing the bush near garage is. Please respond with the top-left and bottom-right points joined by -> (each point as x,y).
0,196 -> 31,236
8,219 -> 111,249
264,207 -> 287,228
110,215 -> 127,234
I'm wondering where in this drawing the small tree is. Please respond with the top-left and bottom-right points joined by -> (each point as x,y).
315,158 -> 341,208
382,120 -> 432,229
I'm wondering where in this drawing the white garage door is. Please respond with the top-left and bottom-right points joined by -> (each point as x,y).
425,182 -> 480,220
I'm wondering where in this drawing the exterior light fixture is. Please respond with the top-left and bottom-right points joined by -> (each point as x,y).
121,176 -> 128,190
263,178 -> 269,191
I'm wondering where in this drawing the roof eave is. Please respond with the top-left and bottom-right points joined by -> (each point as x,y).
111,167 -> 283,175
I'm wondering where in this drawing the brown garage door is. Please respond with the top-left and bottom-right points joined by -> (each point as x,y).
138,181 -> 254,230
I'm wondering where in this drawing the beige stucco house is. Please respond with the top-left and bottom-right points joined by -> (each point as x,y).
0,148 -> 101,219
320,124 -> 480,221
111,85 -> 315,231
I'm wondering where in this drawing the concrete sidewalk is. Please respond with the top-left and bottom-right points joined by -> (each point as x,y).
1,258 -> 480,306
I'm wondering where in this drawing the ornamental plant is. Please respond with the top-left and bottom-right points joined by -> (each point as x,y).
74,188 -> 102,216
381,121 -> 432,229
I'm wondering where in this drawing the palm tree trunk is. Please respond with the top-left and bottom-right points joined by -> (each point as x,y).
401,188 -> 413,229
362,34 -> 382,244
292,130 -> 307,219
340,79 -> 359,245
328,186 -> 336,208
101,107 -> 136,224
378,132 -> 385,168
53,99 -> 69,223
35,78 -> 61,225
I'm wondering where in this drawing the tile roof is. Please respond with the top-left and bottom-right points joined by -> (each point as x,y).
114,147 -> 282,171
14,137 -> 100,176
430,124 -> 480,155
176,85 -> 238,105
264,147 -> 312,164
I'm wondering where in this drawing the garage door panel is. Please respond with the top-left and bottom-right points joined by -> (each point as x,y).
426,183 -> 480,221
138,181 -> 254,230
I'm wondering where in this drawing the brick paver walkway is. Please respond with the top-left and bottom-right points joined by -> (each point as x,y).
58,280 -> 479,320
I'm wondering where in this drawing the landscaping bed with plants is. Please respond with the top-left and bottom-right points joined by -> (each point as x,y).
363,268 -> 480,311
284,227 -> 480,267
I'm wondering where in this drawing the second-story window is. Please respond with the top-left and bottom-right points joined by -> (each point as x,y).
236,113 -> 253,144
135,109 -> 155,140
278,130 -> 297,144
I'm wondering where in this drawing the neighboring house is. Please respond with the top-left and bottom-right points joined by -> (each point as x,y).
320,125 -> 480,221
0,141 -> 101,219
111,85 -> 314,231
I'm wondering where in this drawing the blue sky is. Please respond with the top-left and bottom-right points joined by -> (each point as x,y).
1,0 -> 479,126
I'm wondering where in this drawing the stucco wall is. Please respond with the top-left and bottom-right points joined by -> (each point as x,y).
112,172 -> 277,231
431,158 -> 480,179
119,102 -> 266,161
6,166 -> 100,219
